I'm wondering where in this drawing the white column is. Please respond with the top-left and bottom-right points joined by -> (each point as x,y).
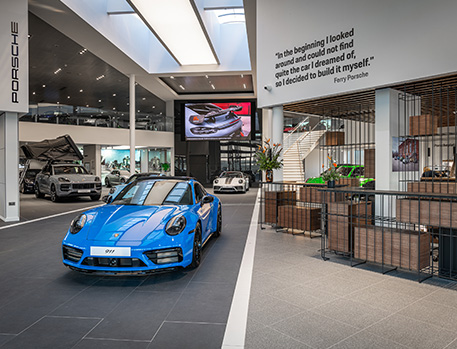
166,100 -> 175,175
375,88 -> 420,220
272,106 -> 284,182
129,74 -> 136,176
262,108 -> 273,182
0,112 -> 19,222
375,88 -> 420,191
140,149 -> 148,172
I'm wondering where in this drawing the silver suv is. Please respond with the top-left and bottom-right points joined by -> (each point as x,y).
35,162 -> 102,202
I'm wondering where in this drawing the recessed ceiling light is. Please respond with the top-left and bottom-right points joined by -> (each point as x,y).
142,97 -> 146,100
98,99 -> 102,103
113,93 -> 116,96
79,89 -> 83,92
42,84 -> 46,88
170,76 -> 175,79
211,84 -> 215,89
86,104 -> 89,107
57,102 -> 60,104
243,83 -> 246,89
32,92 -> 36,95
241,74 -> 244,78
179,85 -> 185,90
67,96 -> 71,99
152,106 -> 156,108
205,75 -> 209,79
54,68 -> 62,74
113,107 -> 116,110
137,110 -> 140,112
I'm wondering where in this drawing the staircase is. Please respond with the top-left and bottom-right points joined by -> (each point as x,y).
282,126 -> 326,182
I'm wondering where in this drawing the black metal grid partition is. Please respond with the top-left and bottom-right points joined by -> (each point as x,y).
259,182 -> 326,237
319,187 -> 457,282
259,182 -> 457,282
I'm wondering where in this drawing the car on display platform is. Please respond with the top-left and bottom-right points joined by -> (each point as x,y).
213,171 -> 249,193
104,169 -> 131,187
62,176 -> 221,274
305,164 -> 374,186
35,162 -> 102,202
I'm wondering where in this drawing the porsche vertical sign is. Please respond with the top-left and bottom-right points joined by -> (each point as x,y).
0,0 -> 28,113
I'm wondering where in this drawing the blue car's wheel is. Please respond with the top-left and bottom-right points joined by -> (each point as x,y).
214,205 -> 222,238
189,223 -> 202,269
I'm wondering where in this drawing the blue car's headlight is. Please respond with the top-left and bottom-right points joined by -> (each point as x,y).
165,215 -> 186,236
70,214 -> 87,234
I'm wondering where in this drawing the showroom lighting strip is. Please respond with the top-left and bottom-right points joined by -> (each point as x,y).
127,0 -> 219,65
222,189 -> 261,348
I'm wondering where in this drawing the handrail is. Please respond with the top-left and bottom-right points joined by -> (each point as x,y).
283,116 -> 309,150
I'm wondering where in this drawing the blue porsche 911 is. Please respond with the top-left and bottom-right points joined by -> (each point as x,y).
62,177 -> 221,274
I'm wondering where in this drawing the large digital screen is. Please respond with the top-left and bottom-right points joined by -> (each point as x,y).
184,101 -> 252,141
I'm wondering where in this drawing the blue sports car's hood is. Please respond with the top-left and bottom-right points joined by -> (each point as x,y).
86,205 -> 187,243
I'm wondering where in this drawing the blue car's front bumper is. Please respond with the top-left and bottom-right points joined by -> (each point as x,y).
62,235 -> 195,274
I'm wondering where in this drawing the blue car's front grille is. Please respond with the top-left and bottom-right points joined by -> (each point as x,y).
63,245 -> 83,262
81,257 -> 147,268
144,248 -> 183,264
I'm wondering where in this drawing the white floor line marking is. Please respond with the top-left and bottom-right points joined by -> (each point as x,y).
221,189 -> 261,349
0,204 -> 102,230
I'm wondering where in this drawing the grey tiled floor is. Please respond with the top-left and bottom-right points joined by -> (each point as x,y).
246,227 -> 457,349
0,188 -> 257,348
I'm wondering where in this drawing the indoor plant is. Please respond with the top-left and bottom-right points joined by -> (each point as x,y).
255,139 -> 283,182
321,165 -> 341,188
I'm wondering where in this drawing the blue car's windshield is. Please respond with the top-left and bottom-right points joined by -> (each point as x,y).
111,179 -> 193,206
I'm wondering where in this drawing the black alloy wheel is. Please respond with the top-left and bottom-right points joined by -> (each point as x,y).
91,194 -> 101,201
214,205 -> 222,238
50,184 -> 59,202
120,177 -> 126,184
189,223 -> 202,268
35,184 -> 44,198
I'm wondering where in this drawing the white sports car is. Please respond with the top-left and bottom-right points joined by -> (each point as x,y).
213,171 -> 249,193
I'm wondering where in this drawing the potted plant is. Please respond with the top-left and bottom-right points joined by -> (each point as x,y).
255,139 -> 283,182
321,166 -> 341,188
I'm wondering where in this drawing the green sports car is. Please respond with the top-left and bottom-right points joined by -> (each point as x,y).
306,164 -> 374,186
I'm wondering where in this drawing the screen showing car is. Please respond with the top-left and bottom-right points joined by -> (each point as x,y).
184,102 -> 252,141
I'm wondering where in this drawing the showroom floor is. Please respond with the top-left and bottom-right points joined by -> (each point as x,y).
245,226 -> 457,349
0,188 -> 256,348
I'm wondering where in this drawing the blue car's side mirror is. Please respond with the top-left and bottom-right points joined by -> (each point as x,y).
102,195 -> 113,204
201,195 -> 214,205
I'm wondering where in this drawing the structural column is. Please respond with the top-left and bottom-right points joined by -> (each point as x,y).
82,145 -> 101,177
262,108 -> 272,182
375,88 -> 420,219
129,74 -> 136,176
272,106 -> 284,182
0,113 -> 20,222
166,100 -> 175,175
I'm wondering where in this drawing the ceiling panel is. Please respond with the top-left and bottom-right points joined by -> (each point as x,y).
160,74 -> 253,95
28,13 -> 166,115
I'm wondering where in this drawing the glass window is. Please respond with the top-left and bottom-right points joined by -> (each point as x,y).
194,183 -> 205,203
111,179 -> 193,206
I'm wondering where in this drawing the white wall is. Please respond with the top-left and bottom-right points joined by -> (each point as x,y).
257,0 -> 457,108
